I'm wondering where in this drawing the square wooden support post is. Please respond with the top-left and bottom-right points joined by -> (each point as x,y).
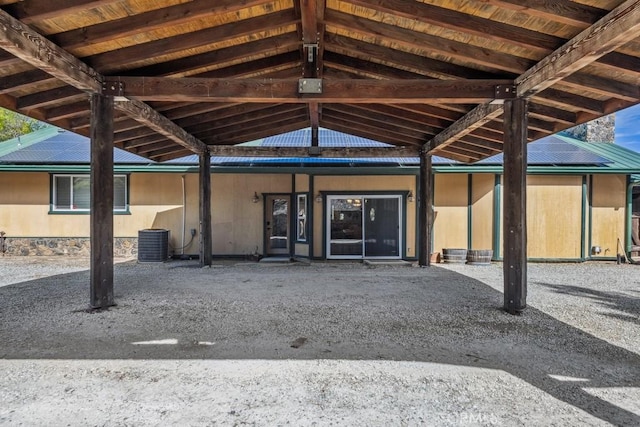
418,151 -> 434,266
503,98 -> 528,314
89,93 -> 115,309
199,150 -> 213,267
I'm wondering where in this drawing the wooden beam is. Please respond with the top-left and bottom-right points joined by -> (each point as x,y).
87,10 -> 299,72
207,146 -> 419,157
199,151 -> 213,267
348,0 -> 562,53
503,98 -> 528,314
426,104 -> 504,153
517,0 -> 640,98
487,0 -> 606,28
106,77 -> 514,103
126,33 -> 301,77
0,9 -> 102,92
52,0 -> 275,50
418,152 -> 433,266
5,0 -> 122,24
89,93 -> 115,309
323,9 -> 533,74
114,100 -> 207,154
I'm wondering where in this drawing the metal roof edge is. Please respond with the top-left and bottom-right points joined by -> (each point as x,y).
0,126 -> 60,158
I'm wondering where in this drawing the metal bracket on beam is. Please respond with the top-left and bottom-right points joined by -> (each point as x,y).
299,78 -> 322,94
491,84 -> 517,104
303,43 -> 318,63
103,80 -> 124,96
308,146 -> 321,156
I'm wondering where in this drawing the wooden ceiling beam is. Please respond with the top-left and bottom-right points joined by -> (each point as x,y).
4,0 -> 121,24
320,117 -> 422,147
347,0 -> 562,53
427,104 -> 504,153
0,9 -> 102,92
426,1 -> 638,157
486,0 -> 606,28
190,106 -> 307,136
87,10 -> 299,73
323,45 -> 498,80
517,0 -> 640,98
176,103 -> 275,128
114,100 -> 207,155
105,77 -> 514,103
323,104 -> 440,137
323,9 -> 534,74
121,135 -> 170,150
52,0 -> 276,50
126,33 -> 301,77
204,114 -> 309,144
203,121 -> 310,146
16,86 -> 85,109
299,0 -> 325,145
0,69 -> 53,95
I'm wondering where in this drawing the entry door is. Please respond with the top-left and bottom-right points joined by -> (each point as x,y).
265,195 -> 290,256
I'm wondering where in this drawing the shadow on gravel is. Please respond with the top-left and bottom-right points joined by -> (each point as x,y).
537,282 -> 640,325
0,260 -> 638,425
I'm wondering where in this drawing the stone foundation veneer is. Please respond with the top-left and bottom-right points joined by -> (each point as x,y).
1,237 -> 138,258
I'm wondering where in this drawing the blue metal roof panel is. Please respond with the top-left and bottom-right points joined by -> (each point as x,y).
0,130 -> 151,164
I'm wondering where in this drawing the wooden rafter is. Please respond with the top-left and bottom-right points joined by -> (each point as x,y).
517,0 -> 640,97
0,9 -> 102,92
426,0 -> 640,159
114,100 -> 207,154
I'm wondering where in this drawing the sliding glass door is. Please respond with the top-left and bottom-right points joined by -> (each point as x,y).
327,195 -> 402,259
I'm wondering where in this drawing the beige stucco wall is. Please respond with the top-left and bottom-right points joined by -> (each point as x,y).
312,175 -> 416,258
433,174 -> 468,254
470,174 -> 495,251
590,174 -> 626,258
527,175 -> 583,259
211,173 -> 292,255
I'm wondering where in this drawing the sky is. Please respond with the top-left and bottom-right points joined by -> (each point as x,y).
615,104 -> 640,152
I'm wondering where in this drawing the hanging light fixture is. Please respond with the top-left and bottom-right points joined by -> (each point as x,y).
252,192 -> 260,203
407,191 -> 415,203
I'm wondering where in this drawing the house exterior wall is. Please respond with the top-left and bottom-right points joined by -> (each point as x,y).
470,174 -> 495,251
0,170 -> 631,261
590,174 -> 626,258
211,173 -> 291,256
433,174 -> 468,254
526,175 -> 583,259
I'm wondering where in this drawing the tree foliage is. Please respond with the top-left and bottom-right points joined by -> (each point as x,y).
0,108 -> 47,141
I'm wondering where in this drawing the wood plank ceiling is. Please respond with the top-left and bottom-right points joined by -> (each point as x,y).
0,0 -> 638,163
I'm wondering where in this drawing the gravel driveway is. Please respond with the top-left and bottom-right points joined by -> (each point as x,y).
0,257 -> 638,426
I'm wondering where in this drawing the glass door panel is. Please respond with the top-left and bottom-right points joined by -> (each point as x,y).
265,195 -> 289,255
364,198 -> 400,257
329,197 -> 363,257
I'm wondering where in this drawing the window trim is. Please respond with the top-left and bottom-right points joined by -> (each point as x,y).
49,173 -> 130,214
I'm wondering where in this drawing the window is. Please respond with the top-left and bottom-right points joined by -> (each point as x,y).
297,194 -> 307,242
52,174 -> 128,213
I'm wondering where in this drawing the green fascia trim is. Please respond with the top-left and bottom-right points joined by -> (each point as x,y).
0,126 -> 58,157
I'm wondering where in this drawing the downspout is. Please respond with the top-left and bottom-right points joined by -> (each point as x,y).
182,174 -> 186,257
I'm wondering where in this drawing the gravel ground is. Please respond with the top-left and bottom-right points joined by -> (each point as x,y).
0,257 -> 638,426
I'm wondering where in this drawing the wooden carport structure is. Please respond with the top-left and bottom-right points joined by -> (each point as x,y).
0,0 -> 638,314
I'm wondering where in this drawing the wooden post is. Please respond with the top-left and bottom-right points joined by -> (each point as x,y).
199,150 -> 212,267
418,150 -> 434,266
503,98 -> 528,314
89,93 -> 115,309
